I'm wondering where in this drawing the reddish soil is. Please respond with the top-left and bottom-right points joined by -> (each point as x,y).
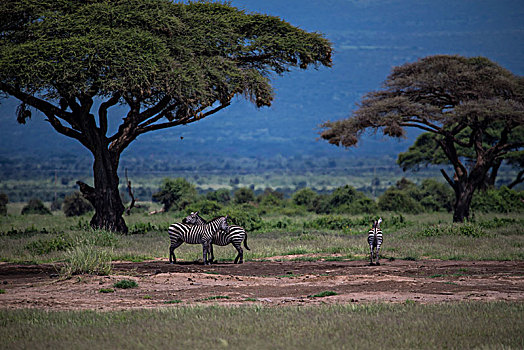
1,258 -> 523,310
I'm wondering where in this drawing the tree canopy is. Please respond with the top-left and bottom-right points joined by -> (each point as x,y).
0,0 -> 332,232
321,55 -> 523,222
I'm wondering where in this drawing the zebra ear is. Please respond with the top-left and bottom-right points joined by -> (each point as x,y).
195,211 -> 199,215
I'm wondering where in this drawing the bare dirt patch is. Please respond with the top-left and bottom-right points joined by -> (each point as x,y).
1,258 -> 523,310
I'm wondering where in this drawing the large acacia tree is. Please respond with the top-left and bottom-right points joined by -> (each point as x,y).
321,55 -> 523,222
0,0 -> 332,233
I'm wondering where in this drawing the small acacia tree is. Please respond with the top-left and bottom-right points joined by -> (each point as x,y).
321,55 -> 523,222
0,0 -> 332,233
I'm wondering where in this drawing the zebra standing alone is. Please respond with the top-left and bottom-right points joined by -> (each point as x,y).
183,211 -> 250,264
168,215 -> 230,265
368,218 -> 383,266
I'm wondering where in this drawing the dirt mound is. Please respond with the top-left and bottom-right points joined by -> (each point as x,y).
1,259 -> 523,310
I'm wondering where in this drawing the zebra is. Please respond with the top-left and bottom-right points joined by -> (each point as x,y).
168,215 -> 230,265
368,218 -> 383,266
183,211 -> 250,264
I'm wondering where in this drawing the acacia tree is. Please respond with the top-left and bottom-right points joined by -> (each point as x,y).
398,130 -> 524,190
0,0 -> 332,233
321,55 -> 523,222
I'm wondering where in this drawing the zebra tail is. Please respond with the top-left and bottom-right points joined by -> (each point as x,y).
243,232 -> 251,250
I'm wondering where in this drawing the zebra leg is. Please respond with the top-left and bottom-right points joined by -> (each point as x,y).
169,240 -> 183,264
232,242 -> 244,264
369,244 -> 375,265
202,241 -> 213,265
209,244 -> 215,264
376,247 -> 381,266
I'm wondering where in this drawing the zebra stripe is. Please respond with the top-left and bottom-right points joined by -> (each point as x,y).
183,212 -> 250,264
168,216 -> 229,265
368,218 -> 383,266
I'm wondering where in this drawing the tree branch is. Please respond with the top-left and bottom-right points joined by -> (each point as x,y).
43,112 -> 86,146
136,101 -> 231,135
440,168 -> 456,189
98,93 -> 121,136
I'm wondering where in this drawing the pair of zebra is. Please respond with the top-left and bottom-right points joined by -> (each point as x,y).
168,211 -> 250,265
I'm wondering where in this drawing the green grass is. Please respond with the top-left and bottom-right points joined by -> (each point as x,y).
98,288 -> 114,293
0,210 -> 523,264
0,303 -> 522,349
113,279 -> 138,289
200,295 -> 231,301
308,291 -> 338,298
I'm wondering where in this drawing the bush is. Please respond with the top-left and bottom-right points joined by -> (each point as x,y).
414,223 -> 487,238
325,185 -> 378,214
50,198 -> 62,211
21,198 -> 51,215
378,188 -> 423,214
258,188 -> 285,208
233,187 -> 255,204
218,204 -> 262,231
0,192 -> 7,216
63,192 -> 93,217
60,244 -> 112,276
472,186 -> 524,213
25,235 -> 73,255
114,279 -> 138,289
303,215 -> 355,231
292,188 -> 319,209
205,189 -> 231,204
152,178 -> 197,212
185,199 -> 222,216
419,179 -> 453,212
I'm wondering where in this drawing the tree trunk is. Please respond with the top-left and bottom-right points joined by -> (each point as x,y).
77,147 -> 128,234
452,183 -> 475,223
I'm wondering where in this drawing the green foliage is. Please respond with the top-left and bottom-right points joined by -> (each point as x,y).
472,186 -> 524,213
308,291 -> 338,298
50,198 -> 62,211
60,244 -> 112,277
185,199 -> 222,217
21,198 -> 51,215
379,188 -> 423,214
303,215 -> 355,231
152,178 -> 197,212
326,185 -> 378,214
99,288 -> 115,293
477,217 -> 517,229
414,223 -> 487,238
378,178 -> 453,213
233,187 -> 255,204
257,188 -> 285,208
0,192 -> 7,216
219,204 -> 262,231
292,188 -> 319,210
113,279 -> 138,289
293,185 -> 377,214
128,222 -> 161,235
201,295 -> 230,301
25,235 -> 73,255
205,189 -> 231,204
63,192 -> 93,217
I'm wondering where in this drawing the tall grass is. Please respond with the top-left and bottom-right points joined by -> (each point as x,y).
0,303 -> 522,349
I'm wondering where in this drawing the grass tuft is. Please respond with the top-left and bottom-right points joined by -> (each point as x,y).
308,291 -> 338,298
113,279 -> 138,289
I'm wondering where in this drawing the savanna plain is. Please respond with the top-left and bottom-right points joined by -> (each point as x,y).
1,203 -> 523,349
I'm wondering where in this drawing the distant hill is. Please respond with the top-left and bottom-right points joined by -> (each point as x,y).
1,0 -> 523,174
